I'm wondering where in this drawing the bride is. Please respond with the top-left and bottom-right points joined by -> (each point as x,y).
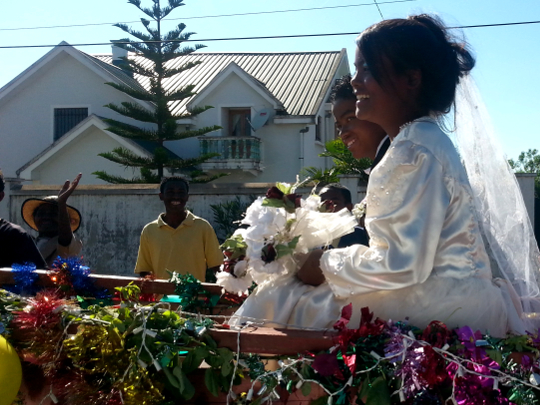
230,15 -> 540,337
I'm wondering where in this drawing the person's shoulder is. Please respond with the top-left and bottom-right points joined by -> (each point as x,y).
398,119 -> 458,164
190,213 -> 213,227
141,217 -> 161,232
407,119 -> 451,146
0,218 -> 28,236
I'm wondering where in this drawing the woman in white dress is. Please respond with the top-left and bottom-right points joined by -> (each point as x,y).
231,15 -> 538,336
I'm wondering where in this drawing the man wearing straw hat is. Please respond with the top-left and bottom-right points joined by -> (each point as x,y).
21,173 -> 83,266
0,169 -> 47,269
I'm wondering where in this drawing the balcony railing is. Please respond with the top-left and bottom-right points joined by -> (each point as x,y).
199,136 -> 262,173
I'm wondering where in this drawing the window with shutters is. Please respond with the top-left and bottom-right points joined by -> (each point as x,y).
54,108 -> 89,140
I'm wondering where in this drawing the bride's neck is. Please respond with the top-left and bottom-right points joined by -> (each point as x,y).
385,113 -> 425,139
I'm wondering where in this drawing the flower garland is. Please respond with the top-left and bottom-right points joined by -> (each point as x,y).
224,306 -> 540,405
2,286 -> 540,404
3,257 -> 540,404
1,287 -> 234,405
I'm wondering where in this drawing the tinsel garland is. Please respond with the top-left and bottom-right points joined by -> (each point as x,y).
48,257 -> 111,303
3,279 -> 540,404
169,272 -> 221,312
8,263 -> 39,295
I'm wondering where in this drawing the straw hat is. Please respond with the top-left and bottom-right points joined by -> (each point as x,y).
21,196 -> 81,232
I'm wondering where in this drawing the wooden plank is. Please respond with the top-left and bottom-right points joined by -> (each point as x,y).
209,327 -> 337,355
0,268 -> 223,295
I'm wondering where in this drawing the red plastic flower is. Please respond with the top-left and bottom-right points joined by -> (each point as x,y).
312,353 -> 343,378
261,243 -> 277,263
265,186 -> 285,200
421,320 -> 452,348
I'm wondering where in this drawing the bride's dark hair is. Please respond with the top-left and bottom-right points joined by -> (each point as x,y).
356,14 -> 475,115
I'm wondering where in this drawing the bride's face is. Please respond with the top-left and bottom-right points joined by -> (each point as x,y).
351,47 -> 418,137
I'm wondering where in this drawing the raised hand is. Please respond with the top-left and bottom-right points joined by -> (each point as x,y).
57,173 -> 82,205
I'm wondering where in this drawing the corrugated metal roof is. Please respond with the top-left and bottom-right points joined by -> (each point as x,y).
90,51 -> 345,116
80,52 -> 148,95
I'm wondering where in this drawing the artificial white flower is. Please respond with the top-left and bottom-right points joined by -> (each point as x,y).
302,194 -> 321,211
233,260 -> 249,278
216,271 -> 253,296
352,199 -> 367,221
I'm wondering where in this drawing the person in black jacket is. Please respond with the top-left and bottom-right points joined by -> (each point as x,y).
0,170 -> 46,269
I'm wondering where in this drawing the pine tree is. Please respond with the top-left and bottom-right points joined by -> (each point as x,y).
93,0 -> 225,183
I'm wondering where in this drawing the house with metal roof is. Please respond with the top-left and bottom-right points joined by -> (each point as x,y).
0,42 -> 350,188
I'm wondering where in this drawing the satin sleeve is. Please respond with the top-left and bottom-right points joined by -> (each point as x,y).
320,141 -> 452,298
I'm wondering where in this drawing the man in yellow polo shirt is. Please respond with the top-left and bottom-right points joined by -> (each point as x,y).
135,177 -> 223,281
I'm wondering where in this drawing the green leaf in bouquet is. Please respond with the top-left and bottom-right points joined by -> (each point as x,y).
220,233 -> 248,259
285,218 -> 297,232
276,182 -> 293,195
275,243 -> 295,259
288,235 -> 300,249
205,368 -> 220,397
283,197 -> 297,213
262,198 -> 287,209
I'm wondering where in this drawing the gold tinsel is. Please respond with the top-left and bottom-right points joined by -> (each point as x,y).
63,323 -> 165,404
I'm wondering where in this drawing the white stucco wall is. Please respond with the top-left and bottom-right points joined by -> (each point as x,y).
170,71 -> 324,183
26,125 -> 142,185
0,50 -> 152,178
176,71 -> 341,183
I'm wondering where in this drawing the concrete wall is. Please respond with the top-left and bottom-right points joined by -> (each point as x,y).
9,183 -> 274,276
516,173 -> 537,225
7,173 -> 536,277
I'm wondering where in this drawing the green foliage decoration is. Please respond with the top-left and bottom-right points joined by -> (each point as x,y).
301,139 -> 372,185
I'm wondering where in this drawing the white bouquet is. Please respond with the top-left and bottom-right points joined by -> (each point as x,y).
216,182 -> 358,294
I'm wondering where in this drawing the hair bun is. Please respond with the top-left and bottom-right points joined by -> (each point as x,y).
357,14 -> 476,115
409,14 -> 475,77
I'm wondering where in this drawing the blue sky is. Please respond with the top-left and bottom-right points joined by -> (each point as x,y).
1,0 -> 538,160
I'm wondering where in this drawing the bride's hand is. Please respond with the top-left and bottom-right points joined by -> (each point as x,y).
297,250 -> 325,286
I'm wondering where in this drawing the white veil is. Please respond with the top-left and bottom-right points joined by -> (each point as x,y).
452,75 -> 540,330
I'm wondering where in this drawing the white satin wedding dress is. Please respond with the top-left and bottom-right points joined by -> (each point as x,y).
231,119 -> 525,337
